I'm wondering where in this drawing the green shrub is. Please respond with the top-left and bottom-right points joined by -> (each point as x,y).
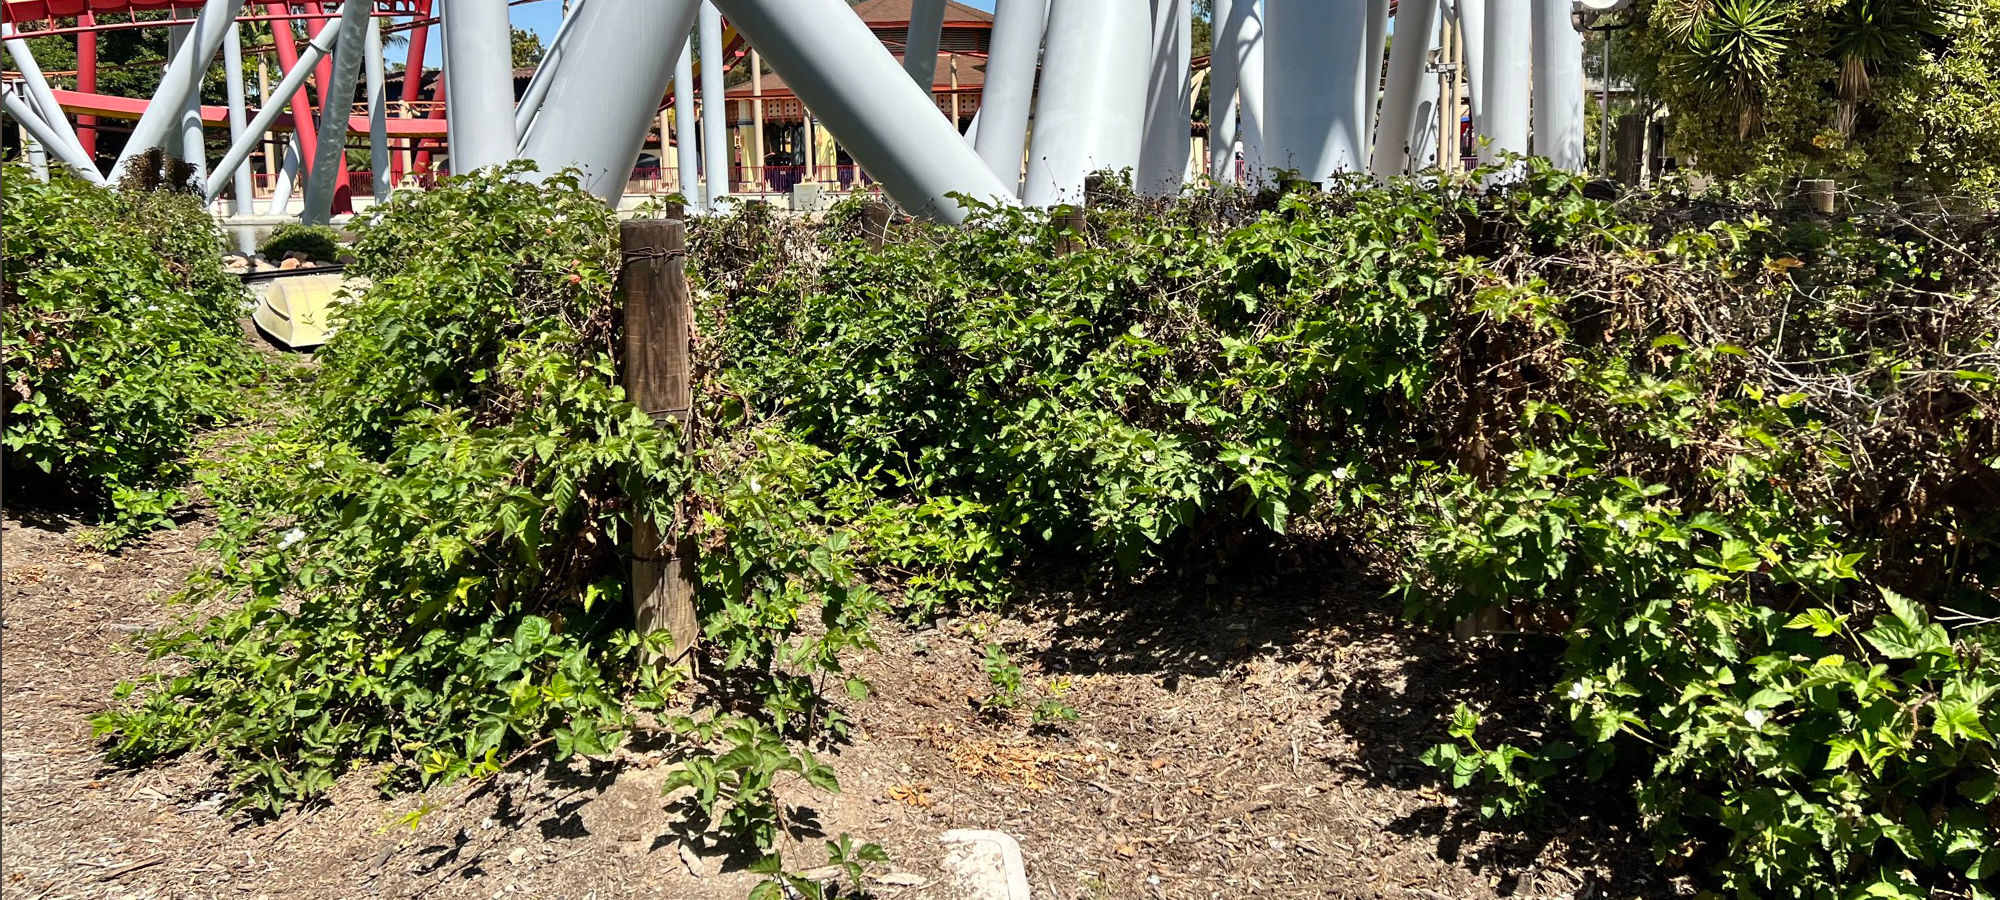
1,167 -> 261,536
94,168 -> 879,890
258,223 -> 341,262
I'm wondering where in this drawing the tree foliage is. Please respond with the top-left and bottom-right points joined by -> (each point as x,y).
1619,0 -> 2000,201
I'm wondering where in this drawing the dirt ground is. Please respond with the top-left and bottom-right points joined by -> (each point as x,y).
1,507 -> 1682,900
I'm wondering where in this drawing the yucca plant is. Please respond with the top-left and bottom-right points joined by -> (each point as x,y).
1664,0 -> 1793,137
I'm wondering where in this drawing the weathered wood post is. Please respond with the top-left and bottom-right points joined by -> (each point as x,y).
1053,201 -> 1087,254
620,216 -> 700,669
1798,179 -> 1837,215
861,200 -> 894,250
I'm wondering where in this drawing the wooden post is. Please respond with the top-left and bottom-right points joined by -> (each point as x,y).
1799,179 -> 1837,215
620,219 -> 699,669
1054,202 -> 1086,255
861,200 -> 894,250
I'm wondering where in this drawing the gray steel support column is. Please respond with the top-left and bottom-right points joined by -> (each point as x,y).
1236,0 -> 1266,181
674,35 -> 701,207
1458,0 -> 1486,132
205,18 -> 345,202
1480,3 -> 1530,164
698,2 -> 729,210
175,24 -> 207,181
513,0 -> 586,143
518,0 -> 700,201
1021,0 -> 1149,207
1531,0 -> 1585,170
1137,0 -> 1190,198
112,0 -> 246,179
365,16 -> 390,200
713,0 -> 1014,222
265,133 -> 302,214
1207,0 -> 1240,182
2,86 -> 103,183
302,0 -> 374,224
26,132 -> 49,180
1265,0 -> 1370,181
223,22 -> 257,209
902,0 -> 947,89
3,24 -> 96,175
973,0 -> 1047,194
1372,0 -> 1438,178
1410,11 -> 1444,171
1364,0 -> 1388,166
441,0 -> 515,172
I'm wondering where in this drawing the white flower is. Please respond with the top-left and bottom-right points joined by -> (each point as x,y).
1744,708 -> 1769,729
1565,680 -> 1591,701
278,528 -> 306,549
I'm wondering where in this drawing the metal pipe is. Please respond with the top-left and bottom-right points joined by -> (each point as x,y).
1022,0 -> 1149,207
1458,0 -> 1486,137
518,0 -> 701,201
1138,0 -> 1190,198
1208,0 -> 1242,182
1372,0 -> 1439,178
698,1 -> 729,210
266,132 -> 301,214
902,0 -> 947,89
1481,1 -> 1530,164
513,0 -> 588,143
205,18 -> 345,203
365,14 -> 390,200
1265,0 -> 1370,181
112,0 -> 248,179
1532,0 -> 1585,170
173,21 -> 209,182
441,0 -> 516,172
1236,0 -> 1266,182
1,86 -> 104,183
3,24 -> 96,175
25,131 -> 50,180
223,22 -> 257,210
972,0 -> 1046,195
674,34 -> 700,208
303,0 -> 375,224
714,0 -> 1015,221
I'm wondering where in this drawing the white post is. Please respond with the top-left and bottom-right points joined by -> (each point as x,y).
1236,0 -> 1266,182
1480,2 -> 1530,164
518,0 -> 701,201
1265,0 -> 1370,181
902,0 -> 947,89
441,0 -> 515,172
973,0 -> 1047,195
1532,0 -> 1585,170
712,0 -> 1014,222
223,22 -> 258,209
266,132 -> 303,215
1372,0 -> 1439,178
699,1 -> 730,210
365,16 -> 390,201
513,0 -> 588,144
1138,0 -> 1190,198
112,0 -> 247,179
205,18 -> 346,203
674,35 -> 701,206
1021,0 -> 1150,207
1458,0 -> 1487,141
25,132 -> 49,180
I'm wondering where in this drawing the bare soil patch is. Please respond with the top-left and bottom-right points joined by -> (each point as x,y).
3,510 -> 1677,899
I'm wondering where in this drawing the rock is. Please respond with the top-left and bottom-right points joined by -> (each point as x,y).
283,250 -> 310,262
279,258 -> 303,271
222,255 -> 251,274
252,259 -> 279,273
336,253 -> 359,265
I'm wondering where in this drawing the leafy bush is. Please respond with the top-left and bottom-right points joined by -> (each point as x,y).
693,165 -> 1998,898
257,223 -> 341,262
1,167 -> 261,536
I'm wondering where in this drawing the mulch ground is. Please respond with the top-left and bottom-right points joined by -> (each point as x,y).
2,507 -> 1684,900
